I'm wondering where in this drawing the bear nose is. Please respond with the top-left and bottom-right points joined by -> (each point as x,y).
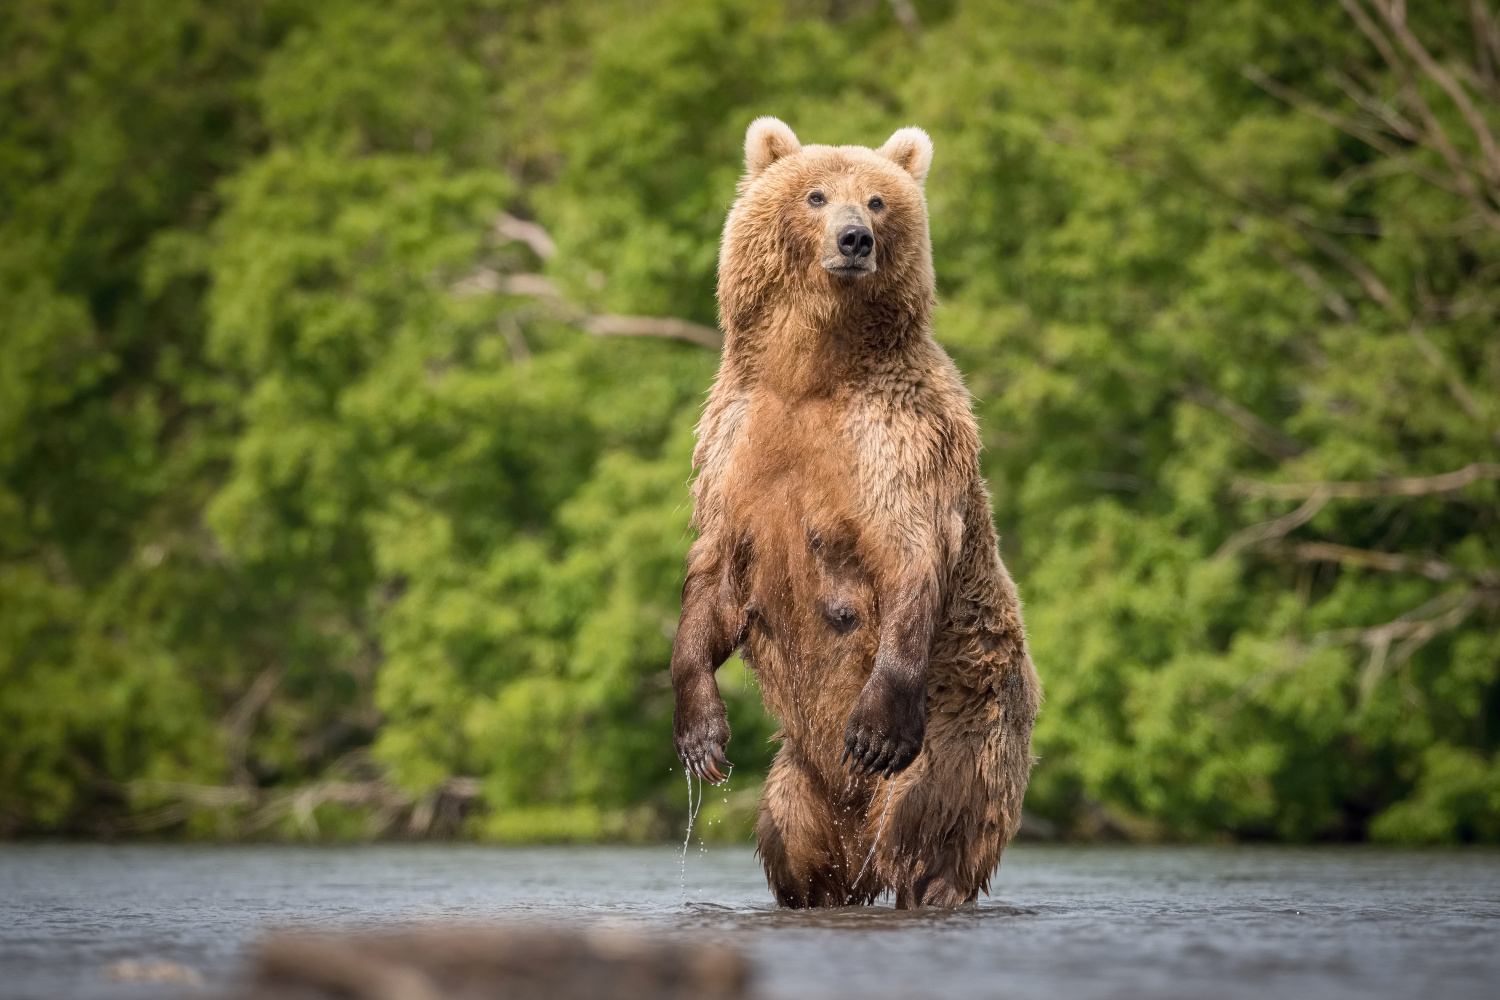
837,225 -> 874,259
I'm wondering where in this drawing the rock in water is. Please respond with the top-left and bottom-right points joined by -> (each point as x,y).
246,925 -> 749,1000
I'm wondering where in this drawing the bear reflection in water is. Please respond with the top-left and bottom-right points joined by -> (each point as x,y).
670,117 -> 1041,909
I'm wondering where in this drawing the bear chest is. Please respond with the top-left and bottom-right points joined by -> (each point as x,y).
717,394 -> 889,684
720,393 -> 867,542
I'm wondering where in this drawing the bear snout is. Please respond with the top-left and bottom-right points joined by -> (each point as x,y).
821,205 -> 878,278
837,225 -> 873,259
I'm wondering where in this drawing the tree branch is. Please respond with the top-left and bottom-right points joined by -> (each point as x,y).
1312,588 -> 1488,703
581,314 -> 723,349
1180,384 -> 1308,461
454,214 -> 724,350
1406,324 -> 1499,442
494,212 -> 556,260
450,268 -> 559,298
1472,1 -> 1500,98
1235,462 -> 1500,500
1340,0 -> 1500,230
1243,64 -> 1464,197
1329,67 -> 1422,142
1253,221 -> 1496,435
1264,242 -> 1356,321
125,777 -> 483,838
451,270 -> 722,349
887,0 -> 921,35
1288,217 -> 1405,316
1220,587 -> 1494,716
1265,539 -> 1484,583
1373,0 -> 1500,185
223,667 -> 280,788
1216,491 -> 1330,558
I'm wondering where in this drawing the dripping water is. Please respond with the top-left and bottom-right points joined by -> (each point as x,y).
693,780 -> 732,895
853,780 -> 895,892
679,771 -> 702,903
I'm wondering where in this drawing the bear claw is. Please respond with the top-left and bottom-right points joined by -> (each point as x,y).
674,695 -> 732,784
680,744 -> 732,784
843,725 -> 920,778
842,672 -> 924,778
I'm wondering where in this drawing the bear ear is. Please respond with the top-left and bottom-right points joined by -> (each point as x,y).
744,117 -> 802,179
878,127 -> 933,185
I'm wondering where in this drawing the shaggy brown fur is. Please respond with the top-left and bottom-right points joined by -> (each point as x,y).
671,118 -> 1040,909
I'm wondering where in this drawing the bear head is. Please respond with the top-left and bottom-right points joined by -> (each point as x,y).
718,118 -> 935,336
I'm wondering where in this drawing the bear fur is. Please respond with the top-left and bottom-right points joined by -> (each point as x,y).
671,118 -> 1040,909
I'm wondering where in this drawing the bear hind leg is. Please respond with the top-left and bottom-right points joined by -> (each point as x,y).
894,869 -> 982,909
756,748 -> 868,907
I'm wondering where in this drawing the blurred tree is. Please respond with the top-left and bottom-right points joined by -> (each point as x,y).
0,0 -> 294,834
911,0 -> 1500,841
2,0 -> 1497,843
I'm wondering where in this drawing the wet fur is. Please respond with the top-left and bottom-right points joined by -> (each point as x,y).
671,119 -> 1040,909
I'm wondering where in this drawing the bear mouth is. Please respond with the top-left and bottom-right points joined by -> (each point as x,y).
823,260 -> 877,279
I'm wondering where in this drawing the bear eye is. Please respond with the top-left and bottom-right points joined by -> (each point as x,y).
807,190 -> 826,207
868,195 -> 885,211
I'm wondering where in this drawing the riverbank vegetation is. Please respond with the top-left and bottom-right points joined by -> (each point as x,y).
4,0 -> 1499,843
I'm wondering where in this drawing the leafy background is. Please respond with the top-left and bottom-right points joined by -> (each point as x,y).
4,0 -> 1499,843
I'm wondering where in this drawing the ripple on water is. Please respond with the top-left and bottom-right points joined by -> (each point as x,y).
1,844 -> 1498,1000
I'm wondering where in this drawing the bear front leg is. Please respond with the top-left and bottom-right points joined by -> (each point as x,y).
671,542 -> 746,784
843,575 -> 937,777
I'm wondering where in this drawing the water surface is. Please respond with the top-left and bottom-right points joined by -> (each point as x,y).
2,843 -> 1497,999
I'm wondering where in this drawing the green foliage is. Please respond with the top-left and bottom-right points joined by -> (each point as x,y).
3,0 -> 1498,842
909,0 -> 1500,841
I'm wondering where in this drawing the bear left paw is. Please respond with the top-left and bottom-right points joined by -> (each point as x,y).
842,674 -> 925,778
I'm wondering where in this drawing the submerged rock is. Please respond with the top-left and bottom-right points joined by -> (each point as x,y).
244,925 -> 749,1000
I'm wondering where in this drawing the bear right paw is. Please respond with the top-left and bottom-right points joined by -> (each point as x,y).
674,701 -> 733,784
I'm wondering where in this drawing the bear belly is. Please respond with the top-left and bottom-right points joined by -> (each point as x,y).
721,394 -> 883,774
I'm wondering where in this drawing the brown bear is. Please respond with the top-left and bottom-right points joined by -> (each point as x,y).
670,118 -> 1040,909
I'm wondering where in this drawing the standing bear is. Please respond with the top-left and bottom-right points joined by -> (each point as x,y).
671,118 -> 1040,909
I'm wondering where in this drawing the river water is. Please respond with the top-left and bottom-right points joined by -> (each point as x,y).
2,843 -> 1497,999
